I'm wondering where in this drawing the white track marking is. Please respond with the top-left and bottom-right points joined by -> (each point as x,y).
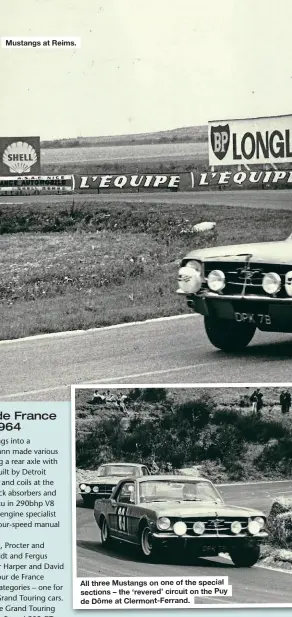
0,313 -> 198,345
0,361 -> 219,399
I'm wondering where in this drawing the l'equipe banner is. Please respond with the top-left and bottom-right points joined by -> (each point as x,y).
208,114 -> 292,167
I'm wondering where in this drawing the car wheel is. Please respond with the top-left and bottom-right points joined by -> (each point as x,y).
139,526 -> 156,561
229,544 -> 260,567
100,518 -> 111,547
204,316 -> 256,352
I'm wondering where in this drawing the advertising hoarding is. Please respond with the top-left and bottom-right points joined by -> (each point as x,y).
208,115 -> 292,167
0,174 -> 74,193
0,136 -> 41,174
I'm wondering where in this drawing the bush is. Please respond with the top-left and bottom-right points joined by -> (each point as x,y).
213,407 -> 289,443
272,512 -> 292,548
175,395 -> 213,430
141,388 -> 167,403
267,497 -> 292,536
255,436 -> 292,474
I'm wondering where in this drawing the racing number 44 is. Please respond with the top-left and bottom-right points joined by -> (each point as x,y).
117,506 -> 128,532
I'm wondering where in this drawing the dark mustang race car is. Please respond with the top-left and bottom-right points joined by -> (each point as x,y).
79,462 -> 150,507
177,238 -> 292,351
94,475 -> 268,566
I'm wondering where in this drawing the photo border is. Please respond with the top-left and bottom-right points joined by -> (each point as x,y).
71,382 -> 292,609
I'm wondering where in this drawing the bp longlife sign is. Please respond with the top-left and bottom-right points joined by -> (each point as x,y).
208,115 -> 292,166
0,136 -> 40,175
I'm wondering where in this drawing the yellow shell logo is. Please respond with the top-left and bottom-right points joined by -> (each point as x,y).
2,141 -> 37,173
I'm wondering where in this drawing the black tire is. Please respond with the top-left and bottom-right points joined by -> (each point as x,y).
139,526 -> 157,561
204,316 -> 256,352
229,544 -> 260,567
100,518 -> 111,547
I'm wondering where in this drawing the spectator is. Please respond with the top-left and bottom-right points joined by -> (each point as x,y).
285,391 -> 292,413
256,390 -> 264,415
118,392 -> 128,413
91,390 -> 103,404
250,389 -> 258,413
280,390 -> 286,413
280,390 -> 291,414
105,390 -> 115,403
250,389 -> 263,415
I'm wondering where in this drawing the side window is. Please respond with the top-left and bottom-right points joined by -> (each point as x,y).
116,482 -> 135,504
142,467 -> 149,476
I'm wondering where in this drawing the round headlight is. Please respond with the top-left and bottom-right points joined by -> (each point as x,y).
157,517 -> 171,531
262,272 -> 281,295
193,521 -> 205,535
173,521 -> 187,536
178,266 -> 202,294
207,269 -> 226,292
248,520 -> 261,535
92,486 -> 100,493
254,516 -> 265,530
186,260 -> 203,274
84,485 -> 91,494
285,271 -> 292,297
231,521 -> 242,534
80,484 -> 86,491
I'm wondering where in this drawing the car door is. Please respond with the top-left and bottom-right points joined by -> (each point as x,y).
113,481 -> 136,541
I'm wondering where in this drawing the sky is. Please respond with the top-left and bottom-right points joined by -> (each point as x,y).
1,0 -> 292,139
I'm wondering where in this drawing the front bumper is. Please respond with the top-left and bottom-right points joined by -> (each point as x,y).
152,531 -> 268,541
184,294 -> 292,331
151,531 -> 267,555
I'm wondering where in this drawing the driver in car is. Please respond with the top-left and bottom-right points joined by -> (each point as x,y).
182,483 -> 198,501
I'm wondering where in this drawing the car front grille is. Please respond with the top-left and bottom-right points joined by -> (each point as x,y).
183,516 -> 249,536
90,484 -> 116,494
202,261 -> 291,298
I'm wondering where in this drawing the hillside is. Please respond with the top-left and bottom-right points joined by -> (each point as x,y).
75,387 -> 292,483
41,125 -> 208,149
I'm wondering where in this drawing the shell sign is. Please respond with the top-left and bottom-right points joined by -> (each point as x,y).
0,136 -> 40,175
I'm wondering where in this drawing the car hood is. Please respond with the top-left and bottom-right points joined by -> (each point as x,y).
184,240 -> 292,265
81,476 -> 125,485
143,501 -> 264,518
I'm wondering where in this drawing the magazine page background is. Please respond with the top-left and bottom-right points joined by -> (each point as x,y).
1,0 -> 292,613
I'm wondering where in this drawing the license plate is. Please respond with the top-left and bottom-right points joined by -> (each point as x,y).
234,312 -> 271,325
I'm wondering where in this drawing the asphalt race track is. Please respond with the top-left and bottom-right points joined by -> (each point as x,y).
75,480 -> 292,604
2,314 -> 292,401
1,189 -> 292,210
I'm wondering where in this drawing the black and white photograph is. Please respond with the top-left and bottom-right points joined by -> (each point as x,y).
2,1 -> 292,401
72,384 -> 292,606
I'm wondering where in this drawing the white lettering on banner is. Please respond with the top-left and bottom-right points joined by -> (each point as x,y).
74,576 -> 232,609
196,169 -> 292,187
208,114 -> 292,166
78,174 -> 181,190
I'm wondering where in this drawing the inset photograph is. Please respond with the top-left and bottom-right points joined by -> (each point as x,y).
72,385 -> 292,605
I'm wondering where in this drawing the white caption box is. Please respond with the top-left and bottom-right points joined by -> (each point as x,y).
1,37 -> 81,49
74,576 -> 232,610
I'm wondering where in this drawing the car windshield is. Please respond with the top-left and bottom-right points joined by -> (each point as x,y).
139,480 -> 223,503
97,465 -> 139,477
